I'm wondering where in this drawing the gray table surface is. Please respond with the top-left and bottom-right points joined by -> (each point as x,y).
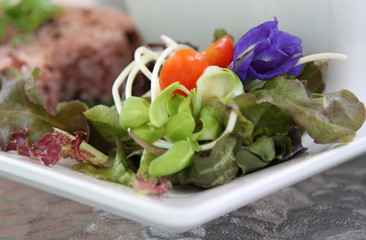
1,154 -> 366,240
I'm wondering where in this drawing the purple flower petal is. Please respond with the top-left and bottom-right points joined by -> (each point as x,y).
247,55 -> 303,80
231,18 -> 303,83
278,31 -> 302,56
232,19 -> 279,71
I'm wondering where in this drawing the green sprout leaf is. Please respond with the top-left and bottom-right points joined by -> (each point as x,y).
196,66 -> 244,105
149,82 -> 189,128
149,140 -> 194,177
193,105 -> 221,141
119,97 -> 150,130
165,112 -> 195,142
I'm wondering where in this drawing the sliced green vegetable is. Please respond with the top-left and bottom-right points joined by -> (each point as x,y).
149,140 -> 194,177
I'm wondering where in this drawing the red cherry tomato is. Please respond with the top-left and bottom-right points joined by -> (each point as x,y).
159,49 -> 209,96
201,35 -> 234,68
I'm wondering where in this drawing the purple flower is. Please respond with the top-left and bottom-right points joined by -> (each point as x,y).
231,18 -> 303,83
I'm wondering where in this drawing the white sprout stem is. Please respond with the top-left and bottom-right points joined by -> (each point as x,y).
134,46 -> 160,80
199,110 -> 238,151
112,47 -> 159,114
124,64 -> 142,99
125,53 -> 157,99
153,139 -> 174,149
161,34 -> 178,47
296,53 -> 347,66
112,61 -> 136,114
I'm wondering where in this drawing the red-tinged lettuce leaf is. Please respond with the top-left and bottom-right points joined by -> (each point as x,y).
30,128 -> 108,166
298,61 -> 326,94
171,133 -> 240,188
29,132 -> 63,166
72,137 -> 137,186
213,93 -> 295,145
271,127 -> 307,164
254,77 -> 365,144
131,173 -> 172,195
245,136 -> 275,162
231,93 -> 296,137
23,68 -> 49,111
0,68 -> 89,149
4,128 -> 30,157
213,101 -> 255,145
236,136 -> 275,175
236,150 -> 268,175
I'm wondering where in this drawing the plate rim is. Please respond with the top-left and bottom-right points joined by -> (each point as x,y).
1,135 -> 366,232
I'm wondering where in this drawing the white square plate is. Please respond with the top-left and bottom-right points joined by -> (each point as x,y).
1,132 -> 366,233
1,0 -> 366,233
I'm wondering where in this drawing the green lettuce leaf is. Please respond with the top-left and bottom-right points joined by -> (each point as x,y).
72,138 -> 137,186
83,105 -> 129,144
236,136 -> 275,175
0,68 -> 89,149
254,77 -> 365,144
236,150 -> 268,175
298,61 -> 324,93
172,133 -> 240,188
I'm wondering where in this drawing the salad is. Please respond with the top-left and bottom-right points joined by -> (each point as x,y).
0,18 -> 365,195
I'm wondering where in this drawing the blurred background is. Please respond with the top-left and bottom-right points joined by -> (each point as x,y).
96,0 -> 365,100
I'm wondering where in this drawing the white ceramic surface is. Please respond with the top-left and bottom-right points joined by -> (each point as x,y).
1,0 -> 366,233
1,133 -> 366,233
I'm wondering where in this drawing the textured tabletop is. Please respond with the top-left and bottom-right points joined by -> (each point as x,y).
1,154 -> 366,240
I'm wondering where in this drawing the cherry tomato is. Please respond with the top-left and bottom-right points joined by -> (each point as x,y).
159,49 -> 209,96
201,35 -> 234,68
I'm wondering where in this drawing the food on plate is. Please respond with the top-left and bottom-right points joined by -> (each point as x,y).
0,17 -> 365,196
0,0 -> 141,113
